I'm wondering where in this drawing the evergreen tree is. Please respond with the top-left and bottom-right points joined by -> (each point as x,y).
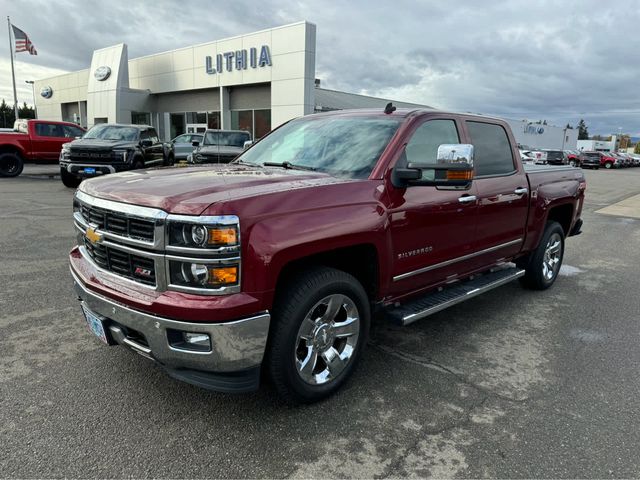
0,99 -> 16,128
577,119 -> 589,140
18,101 -> 35,119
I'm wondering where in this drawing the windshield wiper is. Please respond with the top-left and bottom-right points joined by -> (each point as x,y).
263,161 -> 317,171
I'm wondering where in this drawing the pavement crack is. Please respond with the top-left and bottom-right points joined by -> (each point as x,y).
369,341 -> 531,404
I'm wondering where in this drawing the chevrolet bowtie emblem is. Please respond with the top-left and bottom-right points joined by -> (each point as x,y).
86,226 -> 103,244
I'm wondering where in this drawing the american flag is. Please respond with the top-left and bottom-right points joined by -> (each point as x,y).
12,24 -> 37,55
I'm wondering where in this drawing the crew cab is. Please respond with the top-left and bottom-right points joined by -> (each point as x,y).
59,123 -> 174,188
0,119 -> 85,177
69,107 -> 586,404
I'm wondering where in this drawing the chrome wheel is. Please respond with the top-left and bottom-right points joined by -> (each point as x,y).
542,233 -> 562,281
294,294 -> 360,385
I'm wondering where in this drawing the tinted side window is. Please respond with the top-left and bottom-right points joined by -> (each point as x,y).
405,119 -> 460,164
36,123 -> 63,137
467,121 -> 515,176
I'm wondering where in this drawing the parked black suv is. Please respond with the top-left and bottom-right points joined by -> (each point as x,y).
543,149 -> 568,165
189,129 -> 252,164
59,124 -> 174,188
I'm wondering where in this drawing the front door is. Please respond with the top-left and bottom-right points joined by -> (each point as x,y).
387,118 -> 479,297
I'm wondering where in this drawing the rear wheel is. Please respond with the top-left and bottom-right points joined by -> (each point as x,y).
60,168 -> 81,188
0,152 -> 24,177
267,267 -> 370,404
519,221 -> 564,290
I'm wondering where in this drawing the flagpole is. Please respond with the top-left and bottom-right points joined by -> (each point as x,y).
7,16 -> 19,119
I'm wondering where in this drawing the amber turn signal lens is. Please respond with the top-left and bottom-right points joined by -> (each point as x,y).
207,266 -> 238,285
208,228 -> 237,245
446,170 -> 473,180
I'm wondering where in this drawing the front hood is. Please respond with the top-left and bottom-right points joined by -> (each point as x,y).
70,139 -> 137,150
79,164 -> 348,215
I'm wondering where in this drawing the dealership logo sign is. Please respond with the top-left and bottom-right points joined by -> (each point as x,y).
205,45 -> 272,75
40,86 -> 53,98
524,124 -> 545,135
94,66 -> 112,81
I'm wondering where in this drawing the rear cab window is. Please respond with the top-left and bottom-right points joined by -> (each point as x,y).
466,121 -> 516,176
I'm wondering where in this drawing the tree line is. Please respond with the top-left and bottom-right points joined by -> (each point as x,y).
0,99 -> 36,128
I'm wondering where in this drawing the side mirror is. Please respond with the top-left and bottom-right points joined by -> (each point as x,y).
243,140 -> 253,150
140,139 -> 153,148
393,144 -> 474,188
192,141 -> 200,147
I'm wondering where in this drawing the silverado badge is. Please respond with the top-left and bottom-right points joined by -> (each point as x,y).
85,227 -> 103,244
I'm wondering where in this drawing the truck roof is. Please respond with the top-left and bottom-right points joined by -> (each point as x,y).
311,107 -> 507,123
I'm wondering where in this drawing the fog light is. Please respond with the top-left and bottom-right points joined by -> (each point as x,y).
184,332 -> 210,347
167,329 -> 211,352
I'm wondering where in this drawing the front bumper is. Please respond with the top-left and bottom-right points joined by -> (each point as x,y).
60,161 -> 131,176
71,268 -> 270,392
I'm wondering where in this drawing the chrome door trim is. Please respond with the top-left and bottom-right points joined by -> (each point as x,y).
393,238 -> 523,282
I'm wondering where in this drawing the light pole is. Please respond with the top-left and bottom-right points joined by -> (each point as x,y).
25,80 -> 37,119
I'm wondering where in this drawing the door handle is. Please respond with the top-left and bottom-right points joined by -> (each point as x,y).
514,188 -> 528,195
458,195 -> 477,204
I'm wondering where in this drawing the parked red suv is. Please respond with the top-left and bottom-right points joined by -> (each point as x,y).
0,119 -> 86,177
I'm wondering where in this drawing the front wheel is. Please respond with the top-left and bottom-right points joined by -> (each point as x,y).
519,221 -> 565,290
0,152 -> 24,177
60,168 -> 81,188
267,267 -> 370,404
604,162 -> 613,169
569,159 -> 576,167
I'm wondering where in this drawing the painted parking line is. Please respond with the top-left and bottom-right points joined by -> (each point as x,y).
595,193 -> 640,219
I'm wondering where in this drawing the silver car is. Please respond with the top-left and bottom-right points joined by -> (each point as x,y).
171,133 -> 203,161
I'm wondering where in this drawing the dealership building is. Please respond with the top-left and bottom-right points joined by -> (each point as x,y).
34,20 -> 577,149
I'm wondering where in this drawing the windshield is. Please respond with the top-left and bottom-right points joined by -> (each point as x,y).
236,115 -> 402,179
84,125 -> 139,141
203,131 -> 250,147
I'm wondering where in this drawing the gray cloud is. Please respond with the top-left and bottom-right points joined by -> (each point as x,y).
1,0 -> 639,135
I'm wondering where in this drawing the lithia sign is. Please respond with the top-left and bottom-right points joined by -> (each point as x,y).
205,45 -> 272,74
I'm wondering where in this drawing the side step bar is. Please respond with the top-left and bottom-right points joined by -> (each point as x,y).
385,266 -> 525,326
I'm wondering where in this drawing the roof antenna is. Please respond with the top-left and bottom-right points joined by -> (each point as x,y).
384,102 -> 396,114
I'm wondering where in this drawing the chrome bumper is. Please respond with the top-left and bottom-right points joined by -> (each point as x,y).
71,268 -> 270,375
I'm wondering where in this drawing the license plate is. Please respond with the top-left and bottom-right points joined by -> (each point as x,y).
81,304 -> 109,344
83,167 -> 96,175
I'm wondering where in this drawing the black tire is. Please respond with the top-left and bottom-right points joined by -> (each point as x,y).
569,160 -> 576,167
164,153 -> 175,166
267,267 -> 370,404
133,158 -> 145,169
0,152 -> 24,177
60,167 -> 81,188
604,162 -> 613,169
518,221 -> 565,290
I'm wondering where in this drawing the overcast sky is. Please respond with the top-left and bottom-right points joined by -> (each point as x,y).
1,0 -> 639,135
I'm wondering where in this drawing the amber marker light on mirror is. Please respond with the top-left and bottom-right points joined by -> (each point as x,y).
446,170 -> 474,181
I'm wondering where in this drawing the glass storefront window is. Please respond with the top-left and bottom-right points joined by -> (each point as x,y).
186,112 -> 207,124
207,111 -> 221,129
254,109 -> 271,139
231,110 -> 254,137
131,112 -> 150,125
170,113 -> 185,139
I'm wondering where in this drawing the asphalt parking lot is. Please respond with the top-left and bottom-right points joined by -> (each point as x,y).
1,167 -> 640,478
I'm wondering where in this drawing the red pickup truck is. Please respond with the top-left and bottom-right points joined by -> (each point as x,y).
70,107 -> 586,403
0,119 -> 86,177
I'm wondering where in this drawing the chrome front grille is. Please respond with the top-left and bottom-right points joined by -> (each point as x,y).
73,190 -> 241,295
83,237 -> 157,286
79,204 -> 155,242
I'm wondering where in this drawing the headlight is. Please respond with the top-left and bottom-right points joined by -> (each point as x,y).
168,222 -> 238,248
168,261 -> 238,289
113,149 -> 129,162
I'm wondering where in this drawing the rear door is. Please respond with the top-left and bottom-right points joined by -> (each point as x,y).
387,117 -> 479,295
464,120 -> 528,263
31,122 -> 68,160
